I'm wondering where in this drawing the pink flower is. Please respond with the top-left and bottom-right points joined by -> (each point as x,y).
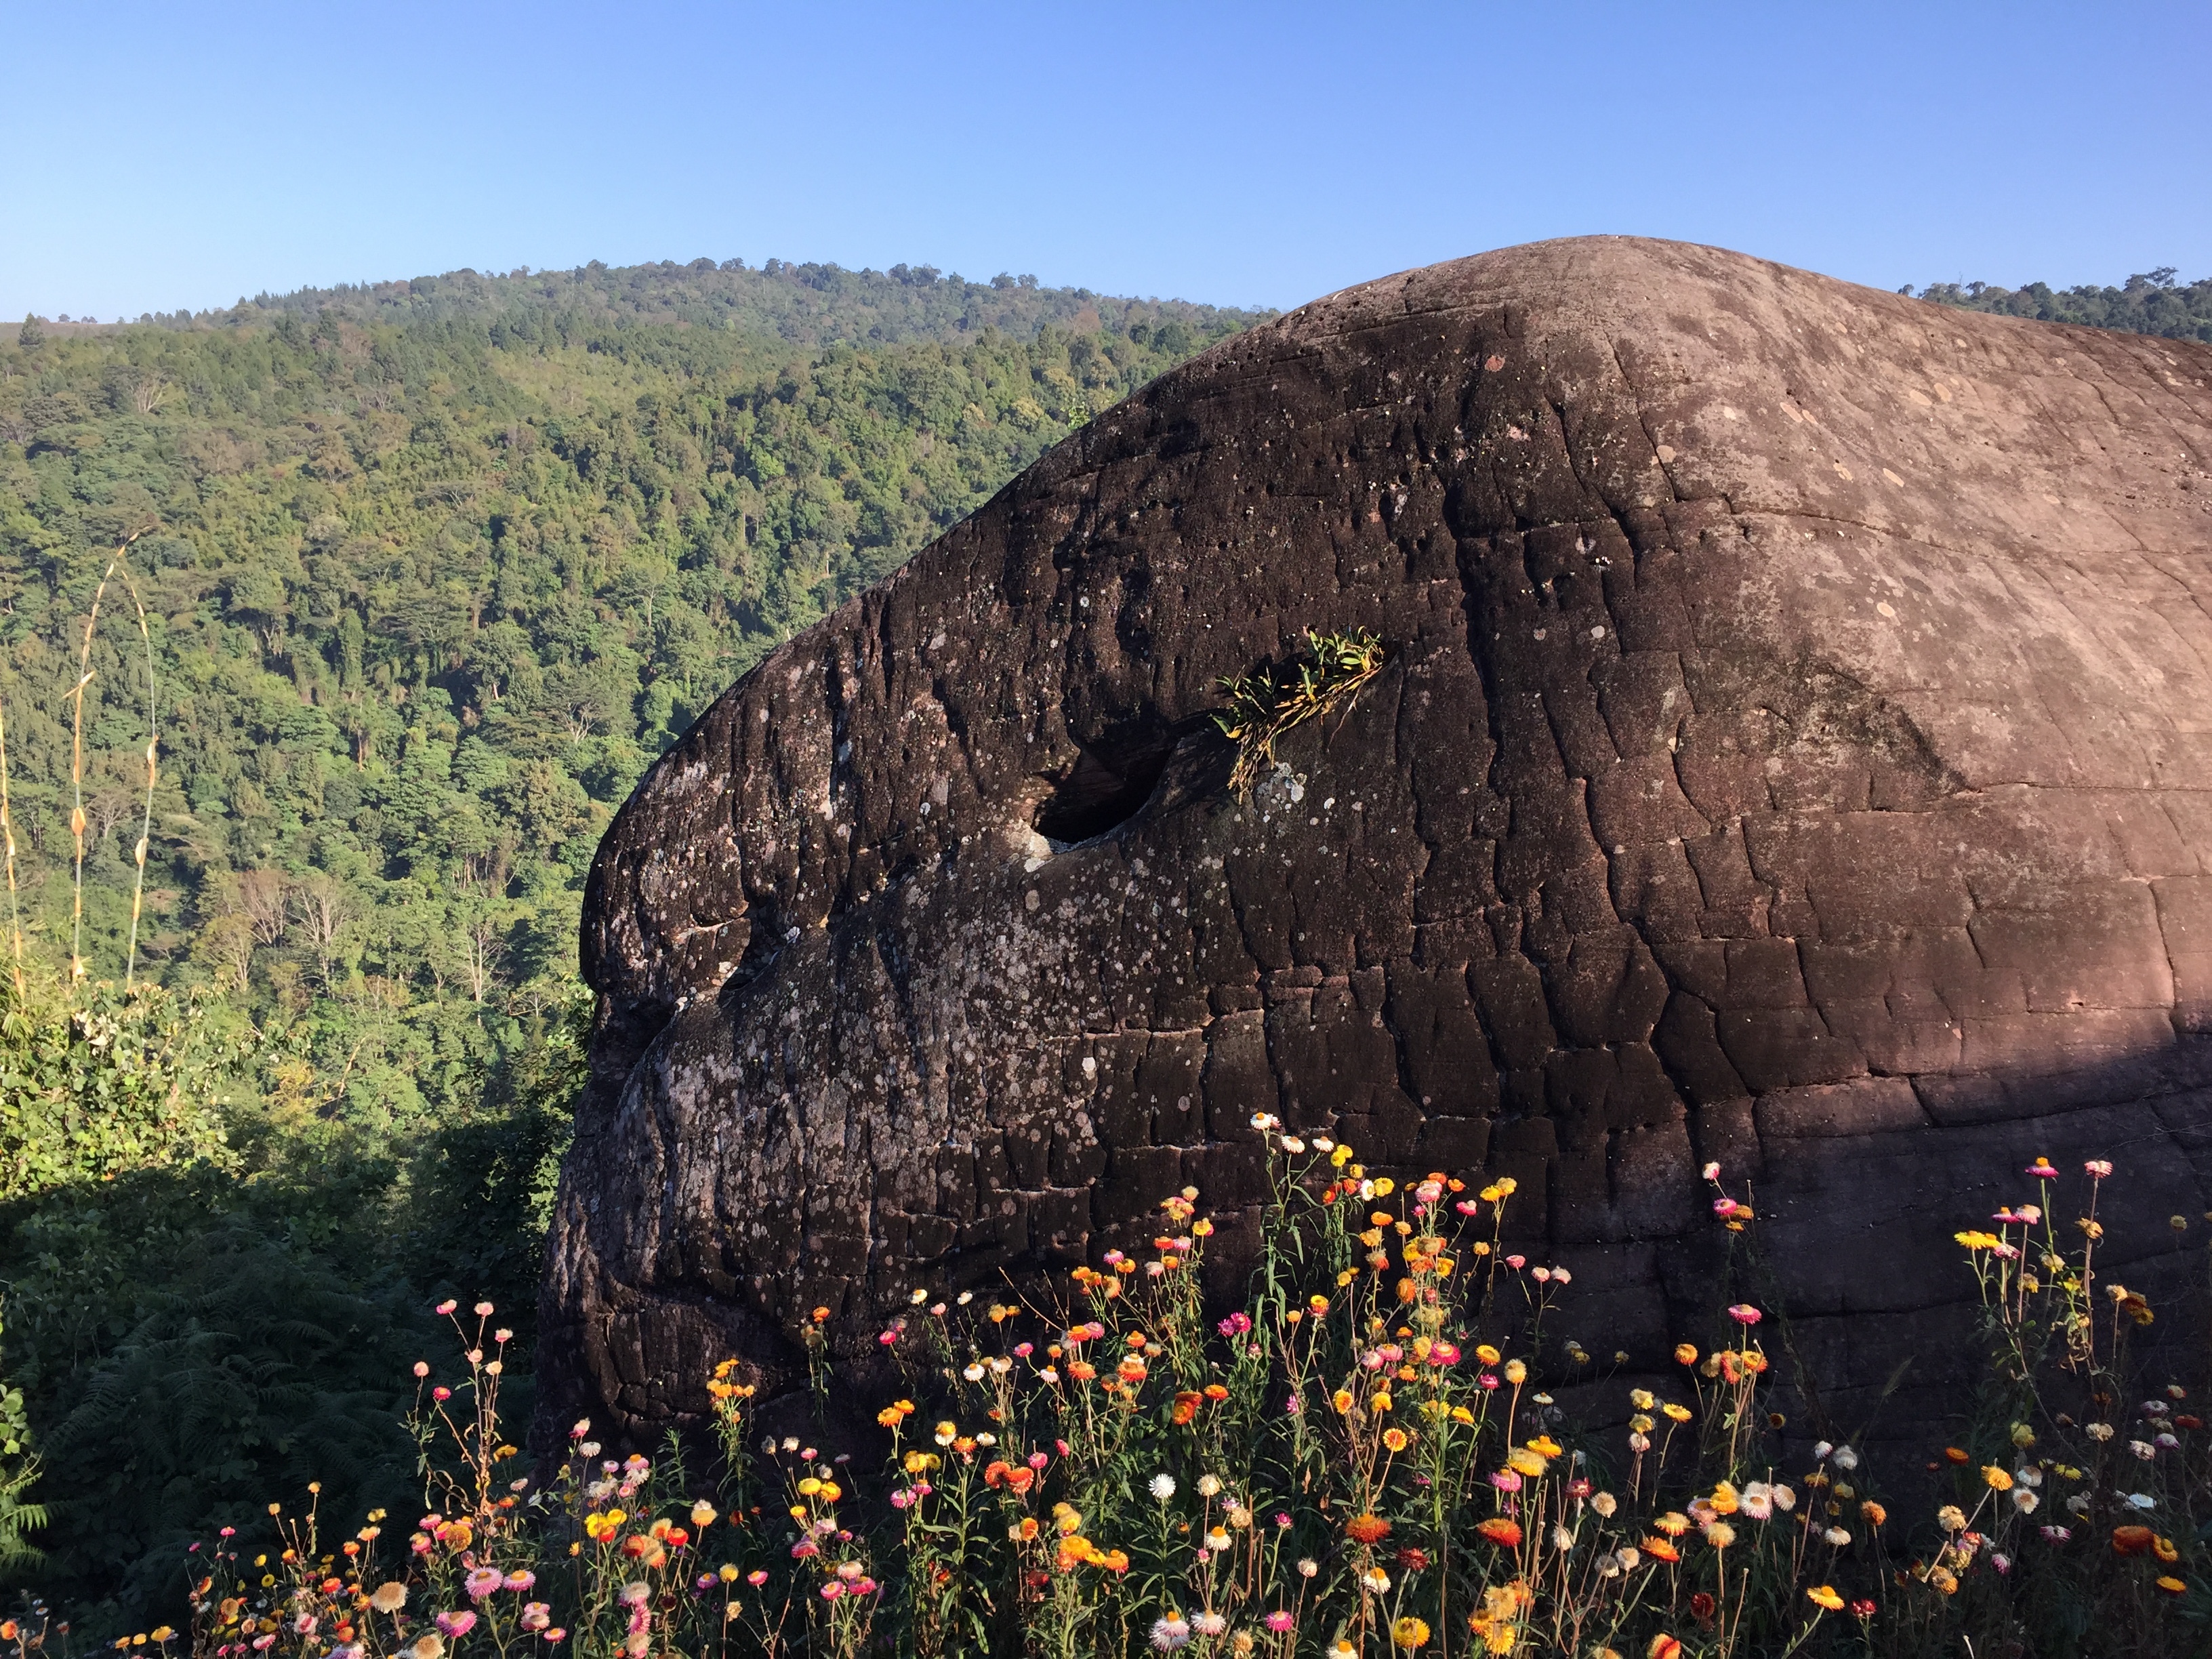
2085,1160 -> 2113,1179
413,1361 -> 430,1378
1490,1470 -> 1523,1492
520,1605 -> 551,1632
1727,1304 -> 1763,1326
1217,1312 -> 1252,1337
1265,1612 -> 1295,1633
540,1630 -> 566,1645
1015,1342 -> 1033,1357
1456,1199 -> 1479,1215
1429,1343 -> 1461,1366
747,1571 -> 769,1586
465,1567 -> 504,1599
878,1330 -> 899,1346
505,1572 -> 536,1593
1504,1254 -> 1526,1269
1702,1161 -> 1721,1181
433,1386 -> 453,1401
435,1299 -> 458,1315
1479,1372 -> 1500,1391
436,1612 -> 478,1639
474,1300 -> 494,1317
1027,1451 -> 1050,1470
1713,1197 -> 1740,1217
820,1584 -> 844,1601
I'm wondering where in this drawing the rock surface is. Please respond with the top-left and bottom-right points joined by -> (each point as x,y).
537,236 -> 2212,1453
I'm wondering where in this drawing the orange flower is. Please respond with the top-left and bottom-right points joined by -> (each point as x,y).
1641,1536 -> 1680,1563
1944,1448 -> 1969,1465
1346,1513 -> 1393,1545
1648,1638 -> 1683,1659
1171,1391 -> 1202,1425
1477,1517 -> 1523,1547
2112,1525 -> 2155,1557
2158,1576 -> 2188,1595
2154,1535 -> 2179,1563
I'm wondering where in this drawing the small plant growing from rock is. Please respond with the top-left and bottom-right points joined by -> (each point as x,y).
1213,629 -> 1385,800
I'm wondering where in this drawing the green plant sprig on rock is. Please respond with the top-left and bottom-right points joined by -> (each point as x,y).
1212,629 -> 1386,800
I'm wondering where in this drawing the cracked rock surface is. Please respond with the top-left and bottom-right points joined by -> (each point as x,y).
537,235 -> 2212,1452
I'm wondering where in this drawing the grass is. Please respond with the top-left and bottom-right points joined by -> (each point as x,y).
9,1131 -> 2198,1658
1213,631 -> 1386,800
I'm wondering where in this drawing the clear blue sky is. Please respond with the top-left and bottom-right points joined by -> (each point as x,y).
7,0 -> 2207,321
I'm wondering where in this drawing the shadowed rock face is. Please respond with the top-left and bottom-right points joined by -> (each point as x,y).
537,236 -> 2212,1454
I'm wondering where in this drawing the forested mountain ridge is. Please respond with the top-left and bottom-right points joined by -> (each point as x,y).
1910,264 -> 2210,341
0,262 -> 1268,1128
62,253 -> 1259,350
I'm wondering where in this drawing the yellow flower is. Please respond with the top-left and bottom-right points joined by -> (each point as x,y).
1805,1586 -> 1843,1612
798,1477 -> 821,1496
583,1511 -> 623,1542
1507,1448 -> 1548,1477
1373,1391 -> 1393,1412
1333,1389 -> 1355,1414
1382,1427 -> 1411,1452
1982,1467 -> 2013,1492
1662,1403 -> 1693,1422
1673,1344 -> 1698,1366
1954,1230 -> 2002,1251
1703,1521 -> 1736,1549
1708,1482 -> 1740,1515
1475,1345 -> 1502,1365
1503,1359 -> 1527,1386
1653,1512 -> 1691,1537
1390,1616 -> 1431,1650
1527,1435 -> 1563,1457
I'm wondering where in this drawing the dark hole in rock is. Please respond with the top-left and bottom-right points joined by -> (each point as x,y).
1033,729 -> 1181,844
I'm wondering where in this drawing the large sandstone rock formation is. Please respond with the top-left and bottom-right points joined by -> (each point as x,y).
538,237 -> 2212,1453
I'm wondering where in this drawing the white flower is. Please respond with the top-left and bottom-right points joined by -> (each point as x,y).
2015,1465 -> 2044,1487
2012,1489 -> 2039,1514
2126,1492 -> 2158,1510
1312,1137 -> 1335,1151
2130,1440 -> 2158,1461
1771,1484 -> 1797,1513
2158,1433 -> 2181,1450
963,1364 -> 985,1382
1250,1113 -> 1280,1131
2085,1422 -> 2114,1441
1831,1443 -> 1860,1471
1813,1440 -> 1834,1461
1280,1136 -> 1306,1153
1191,1613 -> 1227,1637
1824,1527 -> 1851,1547
1297,1558 -> 1319,1578
1149,1616 -> 1192,1651
1197,1474 -> 1223,1498
1360,1568 -> 1391,1594
1150,1474 -> 1177,1500
1551,1525 -> 1576,1552
1590,1492 -> 1618,1518
1616,1547 -> 1641,1572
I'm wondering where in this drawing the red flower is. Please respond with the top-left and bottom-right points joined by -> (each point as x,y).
1689,1592 -> 1717,1624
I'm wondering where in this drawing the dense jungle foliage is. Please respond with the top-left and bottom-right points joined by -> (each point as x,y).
1910,265 -> 2211,341
0,258 -> 1264,1623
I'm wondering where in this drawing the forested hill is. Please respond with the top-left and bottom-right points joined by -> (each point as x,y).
0,261 -> 1269,1128
1910,265 -> 2210,342
39,255 -> 1259,354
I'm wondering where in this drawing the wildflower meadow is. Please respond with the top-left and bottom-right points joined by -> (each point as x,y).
6,1122 -> 2198,1659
